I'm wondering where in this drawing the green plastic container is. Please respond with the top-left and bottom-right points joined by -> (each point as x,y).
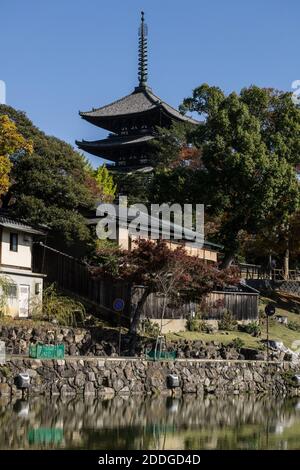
147,350 -> 177,361
29,343 -> 65,359
28,428 -> 63,445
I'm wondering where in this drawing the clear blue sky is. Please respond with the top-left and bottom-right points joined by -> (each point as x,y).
1,0 -> 300,167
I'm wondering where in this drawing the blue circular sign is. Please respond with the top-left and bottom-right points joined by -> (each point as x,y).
113,298 -> 125,312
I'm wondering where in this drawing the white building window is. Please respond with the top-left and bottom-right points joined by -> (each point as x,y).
7,284 -> 17,298
9,233 -> 18,252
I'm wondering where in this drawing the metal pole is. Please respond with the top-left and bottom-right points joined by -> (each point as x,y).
118,313 -> 122,356
267,315 -> 269,362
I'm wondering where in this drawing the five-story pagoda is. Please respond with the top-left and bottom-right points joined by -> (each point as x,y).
76,12 -> 198,171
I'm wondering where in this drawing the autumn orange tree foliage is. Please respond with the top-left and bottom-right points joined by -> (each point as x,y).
92,239 -> 240,333
0,114 -> 32,195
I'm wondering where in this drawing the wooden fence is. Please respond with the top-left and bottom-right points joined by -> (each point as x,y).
32,243 -> 131,324
238,263 -> 300,281
33,243 -> 258,325
132,287 -> 259,321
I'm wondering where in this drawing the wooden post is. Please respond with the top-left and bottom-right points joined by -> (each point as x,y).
283,245 -> 290,280
266,315 -> 269,362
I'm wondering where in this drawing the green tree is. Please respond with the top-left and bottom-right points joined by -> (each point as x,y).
150,166 -> 204,206
151,121 -> 198,168
112,170 -> 153,205
0,114 -> 32,196
94,165 -> 116,202
240,86 -> 300,275
0,105 -> 97,248
181,84 -> 300,267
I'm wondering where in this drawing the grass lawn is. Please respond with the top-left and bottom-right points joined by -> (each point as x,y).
166,296 -> 300,350
261,296 -> 300,349
167,330 -> 261,348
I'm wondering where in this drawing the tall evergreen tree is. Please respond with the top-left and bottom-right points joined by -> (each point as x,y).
0,105 -> 98,248
179,85 -> 300,267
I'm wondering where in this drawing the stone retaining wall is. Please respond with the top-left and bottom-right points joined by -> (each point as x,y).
0,357 -> 299,397
0,324 -> 121,357
0,324 -> 286,361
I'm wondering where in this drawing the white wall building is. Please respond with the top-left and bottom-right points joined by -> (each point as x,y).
0,217 -> 46,318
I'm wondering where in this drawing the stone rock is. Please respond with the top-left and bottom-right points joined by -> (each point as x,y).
204,378 -> 210,387
255,353 -> 265,361
88,371 -> 96,382
183,382 -> 197,393
98,386 -> 115,397
75,333 -> 85,344
36,367 -> 57,380
0,383 -> 11,396
60,384 -> 76,395
69,344 -> 77,356
19,339 -> 27,351
243,369 -> 253,382
68,361 -> 78,371
61,369 -> 76,378
25,368 -> 38,378
29,359 -> 42,369
124,367 -> 134,380
74,372 -> 86,387
112,379 -> 124,392
65,333 -> 74,344
51,383 -> 60,395
84,381 -> 95,395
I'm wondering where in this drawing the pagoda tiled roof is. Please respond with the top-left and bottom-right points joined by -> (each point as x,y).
79,86 -> 198,125
76,134 -> 154,150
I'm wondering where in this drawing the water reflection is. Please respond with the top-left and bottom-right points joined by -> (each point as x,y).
0,395 -> 300,449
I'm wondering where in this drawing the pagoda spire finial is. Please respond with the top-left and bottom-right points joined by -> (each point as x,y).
138,11 -> 148,87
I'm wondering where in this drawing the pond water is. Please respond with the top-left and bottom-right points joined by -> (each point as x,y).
1,395 -> 300,450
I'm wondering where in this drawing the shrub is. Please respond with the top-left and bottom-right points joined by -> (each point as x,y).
186,317 -> 198,332
259,308 -> 266,322
0,275 -> 15,318
32,284 -> 86,326
140,319 -> 160,337
218,310 -> 237,331
186,313 -> 212,333
282,369 -> 298,387
287,321 -> 300,332
231,337 -> 245,351
238,321 -> 261,337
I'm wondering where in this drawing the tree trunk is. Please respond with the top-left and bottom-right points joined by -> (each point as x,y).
220,251 -> 235,269
129,286 -> 152,334
283,238 -> 289,280
160,294 -> 167,335
1,190 -> 12,209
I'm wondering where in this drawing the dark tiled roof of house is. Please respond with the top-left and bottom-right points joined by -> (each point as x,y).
0,216 -> 47,235
87,207 -> 221,251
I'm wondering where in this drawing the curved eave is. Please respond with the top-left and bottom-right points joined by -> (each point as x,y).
76,141 -> 117,160
78,107 -> 158,131
76,135 -> 154,159
79,105 -> 198,127
158,104 -> 199,125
